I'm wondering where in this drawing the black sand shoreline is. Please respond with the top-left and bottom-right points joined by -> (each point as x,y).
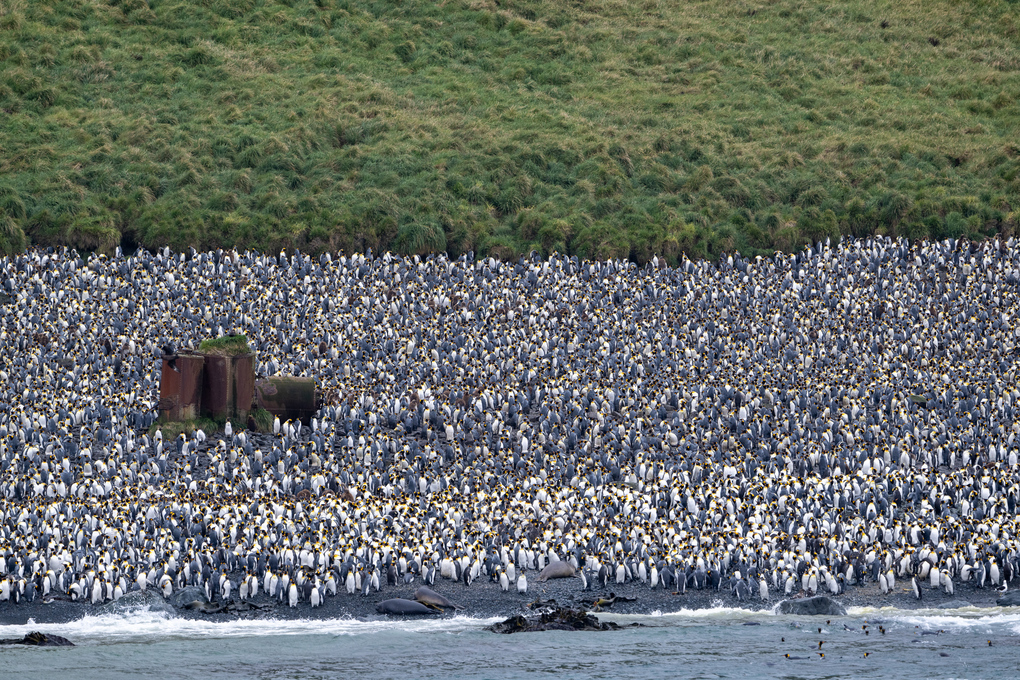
0,578 -> 1010,627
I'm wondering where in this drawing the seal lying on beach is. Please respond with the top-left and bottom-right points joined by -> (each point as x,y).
376,598 -> 439,616
414,586 -> 465,610
536,561 -> 575,582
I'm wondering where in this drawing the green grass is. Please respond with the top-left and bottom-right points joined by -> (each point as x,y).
1,0 -> 1018,262
251,407 -> 274,433
198,333 -> 251,355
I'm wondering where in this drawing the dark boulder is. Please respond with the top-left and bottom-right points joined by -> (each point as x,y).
777,596 -> 846,616
169,586 -> 208,609
169,584 -> 270,615
488,607 -> 632,633
0,632 -> 74,647
996,591 -> 1020,607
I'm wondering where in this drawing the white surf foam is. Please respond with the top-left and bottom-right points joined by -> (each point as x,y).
847,605 -> 1020,634
0,601 -> 778,643
0,606 -> 504,645
606,602 -> 1020,629
599,602 -> 776,626
9,602 -> 1020,644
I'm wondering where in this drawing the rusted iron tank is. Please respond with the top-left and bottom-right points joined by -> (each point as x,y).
255,376 -> 317,425
201,352 -> 255,422
156,352 -> 205,421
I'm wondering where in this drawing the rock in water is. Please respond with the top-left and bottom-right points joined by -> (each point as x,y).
996,591 -> 1020,607
488,607 -> 626,633
0,632 -> 74,647
777,596 -> 846,616
536,560 -> 575,582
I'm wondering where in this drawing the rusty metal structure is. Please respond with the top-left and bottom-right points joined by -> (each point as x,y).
201,353 -> 255,422
156,352 -> 205,421
255,376 -> 317,425
159,347 -> 315,427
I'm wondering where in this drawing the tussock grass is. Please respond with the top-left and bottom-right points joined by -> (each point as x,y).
198,333 -> 251,356
0,0 -> 1018,261
252,407 -> 274,433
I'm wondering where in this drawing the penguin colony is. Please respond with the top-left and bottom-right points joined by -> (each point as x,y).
1,237 -> 1020,610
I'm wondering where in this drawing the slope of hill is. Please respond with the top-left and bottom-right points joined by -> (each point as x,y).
1,0 -> 1018,260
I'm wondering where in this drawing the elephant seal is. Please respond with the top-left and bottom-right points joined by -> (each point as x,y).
376,598 -> 439,615
414,586 -> 465,610
537,560 -> 576,582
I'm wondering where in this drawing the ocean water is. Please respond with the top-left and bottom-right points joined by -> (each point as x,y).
1,604 -> 1018,679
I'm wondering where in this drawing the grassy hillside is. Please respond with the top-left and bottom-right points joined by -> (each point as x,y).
1,0 -> 1018,261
